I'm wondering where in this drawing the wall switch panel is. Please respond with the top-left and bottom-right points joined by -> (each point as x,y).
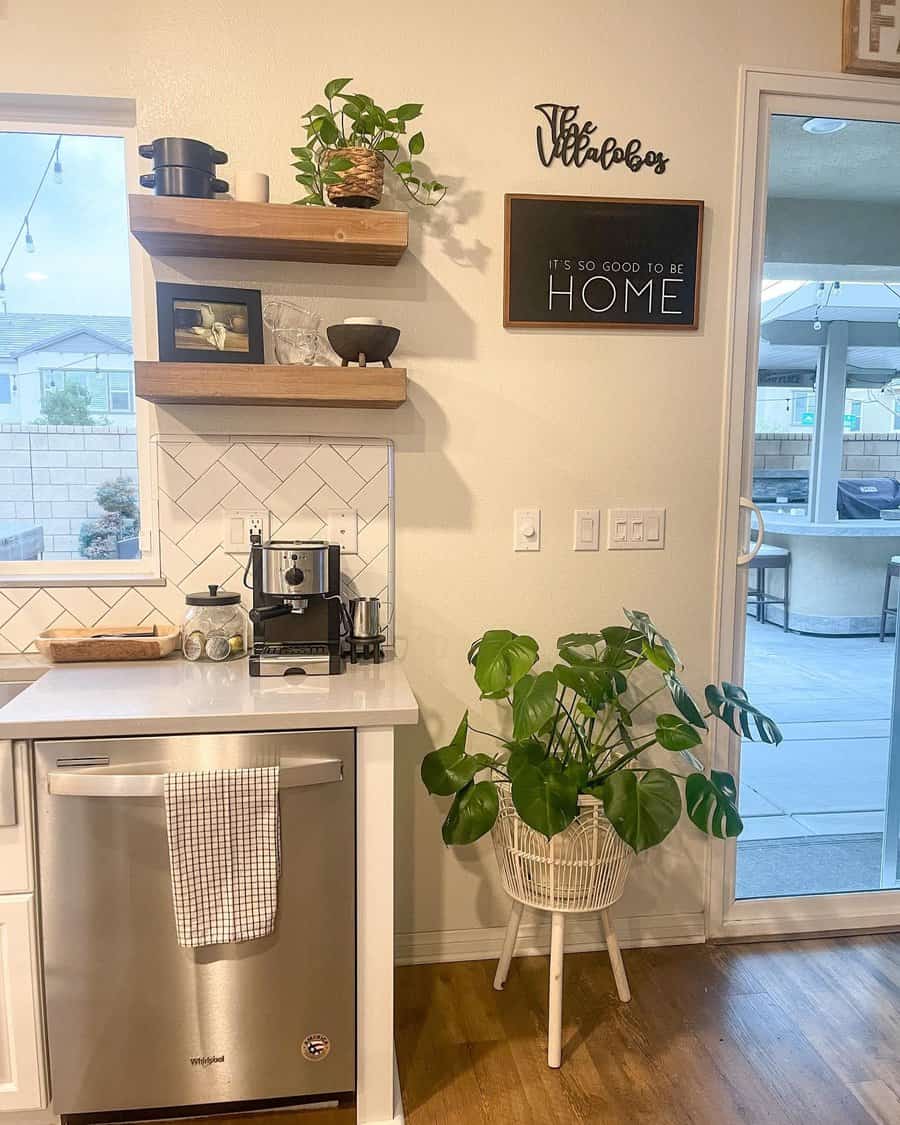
326,507 -> 359,554
222,508 -> 269,553
607,508 -> 666,550
573,508 -> 600,551
514,508 -> 541,551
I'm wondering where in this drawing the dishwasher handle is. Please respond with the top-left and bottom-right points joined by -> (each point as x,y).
47,756 -> 342,798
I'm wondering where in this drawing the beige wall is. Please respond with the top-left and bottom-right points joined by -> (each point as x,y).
0,0 -> 844,955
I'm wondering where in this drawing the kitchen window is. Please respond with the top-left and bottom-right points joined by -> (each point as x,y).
0,98 -> 156,582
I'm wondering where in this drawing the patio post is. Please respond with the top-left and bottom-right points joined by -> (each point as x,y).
808,320 -> 849,524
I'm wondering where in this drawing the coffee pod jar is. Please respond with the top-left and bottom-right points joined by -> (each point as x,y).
182,585 -> 249,662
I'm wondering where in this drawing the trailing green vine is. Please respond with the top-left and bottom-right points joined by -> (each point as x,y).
291,78 -> 446,207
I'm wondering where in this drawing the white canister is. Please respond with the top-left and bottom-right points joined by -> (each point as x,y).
343,316 -> 383,326
233,171 -> 270,203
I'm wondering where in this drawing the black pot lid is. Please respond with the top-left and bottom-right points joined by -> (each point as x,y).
185,584 -> 241,606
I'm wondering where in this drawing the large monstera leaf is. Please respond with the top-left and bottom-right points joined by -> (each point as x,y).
684,770 -> 743,838
597,768 -> 682,852
705,683 -> 783,744
554,663 -> 622,708
420,713 -> 494,796
624,609 -> 680,669
511,759 -> 578,838
512,671 -> 558,740
441,780 -> 500,845
664,672 -> 708,730
468,630 -> 539,698
655,714 -> 703,751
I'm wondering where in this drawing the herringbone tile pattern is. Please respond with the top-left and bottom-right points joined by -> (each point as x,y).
0,436 -> 393,653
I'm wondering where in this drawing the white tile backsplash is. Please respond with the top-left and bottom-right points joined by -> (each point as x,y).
0,434 -> 394,653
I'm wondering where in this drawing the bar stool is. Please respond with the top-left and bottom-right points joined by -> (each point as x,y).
880,556 -> 900,642
747,543 -> 791,632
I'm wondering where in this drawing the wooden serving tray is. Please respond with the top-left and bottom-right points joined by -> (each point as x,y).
36,625 -> 181,663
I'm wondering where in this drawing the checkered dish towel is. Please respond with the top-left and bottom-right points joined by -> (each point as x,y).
163,767 -> 281,948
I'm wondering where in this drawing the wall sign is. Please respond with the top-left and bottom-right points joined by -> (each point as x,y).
843,0 -> 900,76
535,104 -> 669,175
503,194 -> 703,330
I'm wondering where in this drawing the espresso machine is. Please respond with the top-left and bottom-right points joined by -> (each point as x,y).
247,533 -> 344,676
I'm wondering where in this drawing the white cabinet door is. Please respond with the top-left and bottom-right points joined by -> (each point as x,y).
0,742 -> 35,895
0,895 -> 47,1113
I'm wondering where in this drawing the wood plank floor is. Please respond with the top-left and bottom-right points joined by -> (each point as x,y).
395,935 -> 900,1125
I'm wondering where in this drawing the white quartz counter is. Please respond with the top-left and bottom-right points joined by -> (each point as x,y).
0,655 -> 418,739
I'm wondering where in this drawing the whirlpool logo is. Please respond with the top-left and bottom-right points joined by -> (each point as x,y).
190,1055 -> 225,1068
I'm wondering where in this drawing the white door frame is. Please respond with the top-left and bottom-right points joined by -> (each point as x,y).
708,66 -> 900,940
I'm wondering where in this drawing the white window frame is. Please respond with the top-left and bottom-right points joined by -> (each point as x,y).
0,95 -> 160,586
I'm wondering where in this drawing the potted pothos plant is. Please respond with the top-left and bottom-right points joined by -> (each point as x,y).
292,78 -> 446,209
421,610 -> 782,854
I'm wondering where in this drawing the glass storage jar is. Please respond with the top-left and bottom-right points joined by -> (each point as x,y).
182,585 -> 249,662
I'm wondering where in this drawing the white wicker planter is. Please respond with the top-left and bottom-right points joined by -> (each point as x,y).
491,784 -> 633,913
491,784 -> 634,1068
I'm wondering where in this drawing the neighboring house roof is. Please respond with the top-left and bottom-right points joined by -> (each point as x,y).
0,314 -> 132,361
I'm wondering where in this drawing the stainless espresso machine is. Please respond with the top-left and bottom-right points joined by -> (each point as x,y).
248,533 -> 344,676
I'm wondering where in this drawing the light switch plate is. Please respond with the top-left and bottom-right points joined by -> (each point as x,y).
573,508 -> 600,551
222,508 -> 268,553
607,508 -> 666,550
514,508 -> 541,551
326,507 -> 358,554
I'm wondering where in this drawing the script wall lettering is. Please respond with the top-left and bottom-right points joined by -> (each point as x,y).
535,104 -> 669,175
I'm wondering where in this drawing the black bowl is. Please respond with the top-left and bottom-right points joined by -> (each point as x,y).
327,323 -> 400,367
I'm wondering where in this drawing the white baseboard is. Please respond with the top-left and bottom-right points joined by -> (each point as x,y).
395,910 -> 705,966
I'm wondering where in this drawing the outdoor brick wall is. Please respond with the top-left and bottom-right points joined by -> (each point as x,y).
0,424 -> 138,560
755,432 -> 900,481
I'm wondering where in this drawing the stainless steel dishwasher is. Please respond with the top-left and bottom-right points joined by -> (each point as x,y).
34,728 -> 356,1119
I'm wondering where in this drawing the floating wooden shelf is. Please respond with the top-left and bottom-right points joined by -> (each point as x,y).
128,194 -> 408,265
135,361 -> 407,409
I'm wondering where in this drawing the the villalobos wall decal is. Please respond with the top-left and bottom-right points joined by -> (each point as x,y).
503,194 -> 704,330
535,104 -> 669,175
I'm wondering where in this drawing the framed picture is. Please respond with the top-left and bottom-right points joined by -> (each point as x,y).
843,0 -> 900,77
155,283 -> 264,363
504,194 -> 703,330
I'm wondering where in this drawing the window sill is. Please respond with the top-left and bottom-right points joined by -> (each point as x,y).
0,573 -> 165,588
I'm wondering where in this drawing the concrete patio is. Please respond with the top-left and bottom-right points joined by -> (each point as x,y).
739,618 -> 892,838
736,617 -> 895,897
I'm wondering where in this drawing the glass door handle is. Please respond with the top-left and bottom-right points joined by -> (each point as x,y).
737,496 -> 765,566
47,756 -> 342,798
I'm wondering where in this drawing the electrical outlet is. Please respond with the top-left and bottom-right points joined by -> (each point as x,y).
326,508 -> 358,554
222,508 -> 269,553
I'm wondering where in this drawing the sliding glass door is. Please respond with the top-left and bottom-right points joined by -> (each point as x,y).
711,71 -> 900,938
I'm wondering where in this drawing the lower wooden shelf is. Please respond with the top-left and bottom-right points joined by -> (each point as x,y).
135,361 -> 407,409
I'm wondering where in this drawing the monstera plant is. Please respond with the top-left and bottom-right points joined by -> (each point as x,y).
421,610 -> 782,853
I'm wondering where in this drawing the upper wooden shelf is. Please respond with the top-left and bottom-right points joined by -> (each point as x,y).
128,195 -> 408,265
135,361 -> 407,409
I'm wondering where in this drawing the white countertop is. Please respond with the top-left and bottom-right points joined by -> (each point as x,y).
762,516 -> 900,538
0,655 -> 418,739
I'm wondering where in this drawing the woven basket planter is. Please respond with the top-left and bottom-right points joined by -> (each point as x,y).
326,147 -> 385,209
491,784 -> 632,913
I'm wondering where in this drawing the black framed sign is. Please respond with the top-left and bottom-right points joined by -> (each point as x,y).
156,283 -> 264,363
503,194 -> 703,330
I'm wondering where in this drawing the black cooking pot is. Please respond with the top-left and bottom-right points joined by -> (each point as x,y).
139,167 -> 229,198
138,137 -> 228,171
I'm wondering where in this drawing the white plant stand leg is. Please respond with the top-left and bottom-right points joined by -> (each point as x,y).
493,899 -> 525,991
601,909 -> 631,1003
548,911 -> 566,1069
